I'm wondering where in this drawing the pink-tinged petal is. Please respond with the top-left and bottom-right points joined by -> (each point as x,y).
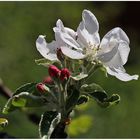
61,46 -> 85,59
106,67 -> 139,81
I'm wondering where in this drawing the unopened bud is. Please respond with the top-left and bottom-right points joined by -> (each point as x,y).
48,65 -> 61,78
60,68 -> 70,81
36,83 -> 46,92
43,76 -> 54,85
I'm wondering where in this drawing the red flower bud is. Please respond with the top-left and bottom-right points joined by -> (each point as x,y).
36,83 -> 46,92
43,76 -> 54,85
60,68 -> 70,81
48,65 -> 61,78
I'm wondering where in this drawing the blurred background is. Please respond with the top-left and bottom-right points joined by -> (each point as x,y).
0,1 -> 140,138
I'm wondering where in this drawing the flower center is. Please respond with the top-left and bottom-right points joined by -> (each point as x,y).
84,42 -> 99,61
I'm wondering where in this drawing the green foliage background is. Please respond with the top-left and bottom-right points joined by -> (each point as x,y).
0,1 -> 140,138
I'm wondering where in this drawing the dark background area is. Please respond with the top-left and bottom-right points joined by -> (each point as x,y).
0,1 -> 140,138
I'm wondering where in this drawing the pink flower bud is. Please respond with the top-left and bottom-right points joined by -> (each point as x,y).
43,76 -> 54,85
36,83 -> 46,92
60,68 -> 70,81
48,65 -> 61,78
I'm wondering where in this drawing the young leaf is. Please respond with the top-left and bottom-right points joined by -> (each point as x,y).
80,83 -> 120,108
80,83 -> 108,102
35,58 -> 60,68
39,111 -> 60,138
12,92 -> 51,108
2,98 -> 18,114
71,73 -> 88,81
14,83 -> 39,96
3,92 -> 58,114
0,118 -> 8,130
99,94 -> 120,108
77,95 -> 89,105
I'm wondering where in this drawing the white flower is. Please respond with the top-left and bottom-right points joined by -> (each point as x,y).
97,27 -> 139,81
55,9 -> 138,81
54,9 -> 100,59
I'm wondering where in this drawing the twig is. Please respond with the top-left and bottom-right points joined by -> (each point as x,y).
0,79 -> 12,99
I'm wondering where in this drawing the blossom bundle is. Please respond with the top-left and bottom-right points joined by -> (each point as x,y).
36,9 -> 138,82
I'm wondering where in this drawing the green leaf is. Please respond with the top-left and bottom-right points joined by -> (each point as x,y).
99,94 -> 120,108
77,95 -> 89,105
80,83 -> 107,102
39,111 -> 60,138
12,92 -> 49,107
2,98 -> 18,114
71,73 -> 88,81
14,82 -> 39,96
12,97 -> 26,107
3,92 -> 58,114
80,83 -> 120,108
66,86 -> 80,113
35,58 -> 60,67
0,118 -> 8,130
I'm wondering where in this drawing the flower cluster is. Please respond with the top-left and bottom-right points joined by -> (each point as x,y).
36,9 -> 138,82
36,65 -> 70,93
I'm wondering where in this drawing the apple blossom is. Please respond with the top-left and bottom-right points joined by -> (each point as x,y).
55,10 -> 138,81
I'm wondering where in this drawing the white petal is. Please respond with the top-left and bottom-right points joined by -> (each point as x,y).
61,46 -> 85,59
98,38 -> 124,68
82,9 -> 99,34
118,41 -> 130,65
36,35 -> 58,61
56,19 -> 65,32
99,28 -> 130,67
53,28 -> 66,47
101,27 -> 129,47
54,26 -> 79,49
44,53 -> 58,61
57,31 -> 82,51
106,67 -> 139,81
98,40 -> 119,63
77,22 -> 89,47
36,35 -> 49,57
77,22 -> 100,48
77,9 -> 100,48
56,19 -> 76,39
65,27 -> 77,39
